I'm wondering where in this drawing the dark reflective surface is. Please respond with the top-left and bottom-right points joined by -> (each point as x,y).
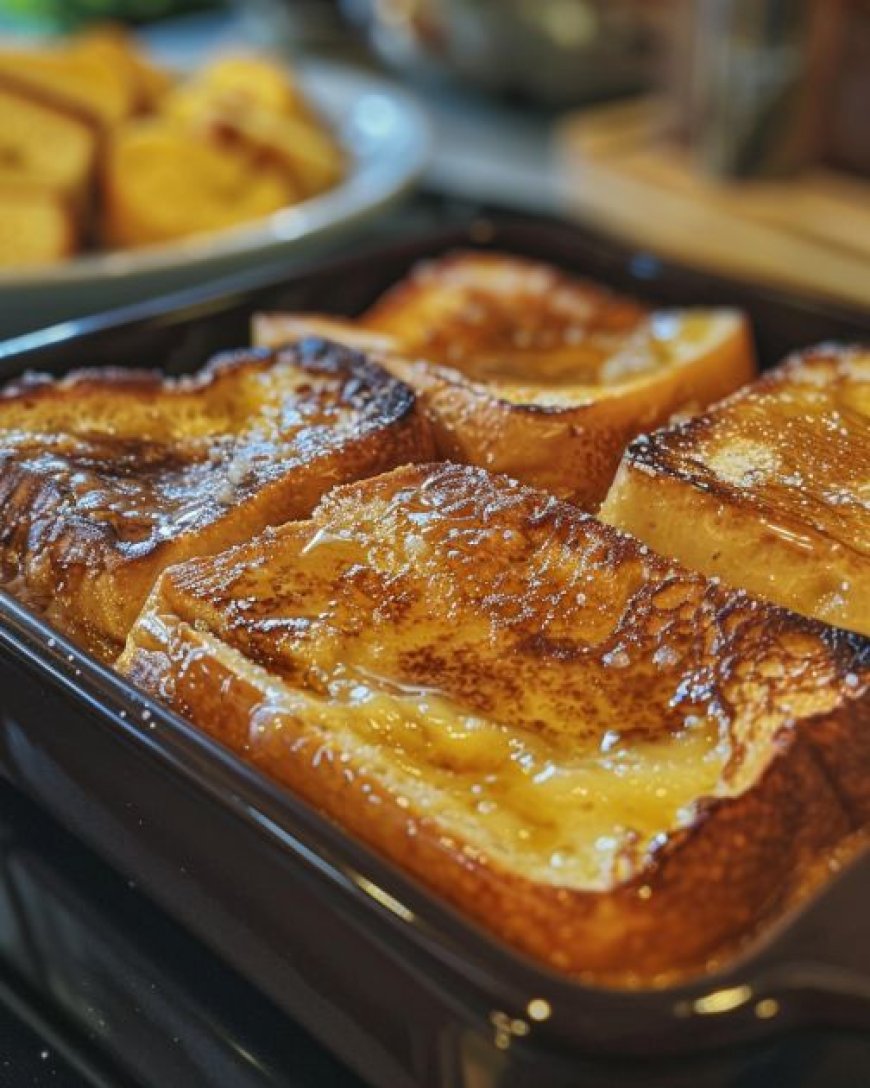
0,783 -> 362,1088
0,983 -> 111,1088
0,783 -> 869,1086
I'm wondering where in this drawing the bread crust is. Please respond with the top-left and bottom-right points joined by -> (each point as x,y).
0,340 -> 433,659
601,345 -> 870,636
119,462 -> 870,984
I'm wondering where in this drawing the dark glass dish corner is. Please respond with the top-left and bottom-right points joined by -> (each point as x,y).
0,209 -> 869,1088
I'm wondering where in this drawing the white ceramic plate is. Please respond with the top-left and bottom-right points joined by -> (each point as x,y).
0,60 -> 430,338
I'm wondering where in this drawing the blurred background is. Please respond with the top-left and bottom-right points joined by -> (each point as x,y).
1,0 -> 869,324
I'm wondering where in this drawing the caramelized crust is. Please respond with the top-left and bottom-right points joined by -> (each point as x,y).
357,251 -> 755,507
119,462 -> 869,983
602,346 -> 870,636
363,250 -> 649,374
0,340 -> 432,659
255,253 -> 755,508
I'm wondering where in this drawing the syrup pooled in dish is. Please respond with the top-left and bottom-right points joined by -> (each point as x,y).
602,346 -> 870,636
254,251 -> 756,508
119,462 -> 870,982
0,340 -> 432,659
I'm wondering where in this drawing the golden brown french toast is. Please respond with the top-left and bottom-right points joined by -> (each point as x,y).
72,26 -> 172,113
601,346 -> 870,636
102,117 -> 300,248
0,340 -> 432,660
0,186 -> 78,268
161,56 -> 344,200
306,251 -> 754,508
0,40 -> 138,129
0,39 -> 340,259
0,84 -> 98,212
103,54 -> 344,249
118,462 -> 869,984
0,28 -> 169,130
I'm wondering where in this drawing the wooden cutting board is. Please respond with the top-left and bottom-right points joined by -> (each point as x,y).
556,97 -> 870,309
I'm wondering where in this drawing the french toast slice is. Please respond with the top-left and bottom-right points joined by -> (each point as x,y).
0,185 -> 78,268
253,314 -> 394,357
601,346 -> 870,636
118,462 -> 869,983
71,27 -> 172,113
102,116 -> 300,248
0,84 -> 98,211
161,56 -> 344,200
0,340 -> 432,660
0,37 -> 138,128
321,251 -> 754,508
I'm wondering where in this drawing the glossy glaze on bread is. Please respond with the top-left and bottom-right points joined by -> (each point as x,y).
602,346 -> 870,636
0,340 -> 433,659
118,462 -> 869,984
255,252 -> 756,509
362,250 -> 650,379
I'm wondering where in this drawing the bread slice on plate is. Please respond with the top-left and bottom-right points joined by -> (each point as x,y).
0,340 -> 432,660
118,461 -> 869,984
102,116 -> 300,248
0,38 -> 138,128
0,185 -> 78,268
71,26 -> 172,113
601,346 -> 870,636
162,55 -> 344,199
253,314 -> 393,357
0,83 -> 98,212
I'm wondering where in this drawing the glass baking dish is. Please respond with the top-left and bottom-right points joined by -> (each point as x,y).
1,210 -> 869,1088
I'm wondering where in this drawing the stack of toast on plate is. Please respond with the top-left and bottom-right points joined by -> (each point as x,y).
0,29 -> 343,267
0,249 -> 866,984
